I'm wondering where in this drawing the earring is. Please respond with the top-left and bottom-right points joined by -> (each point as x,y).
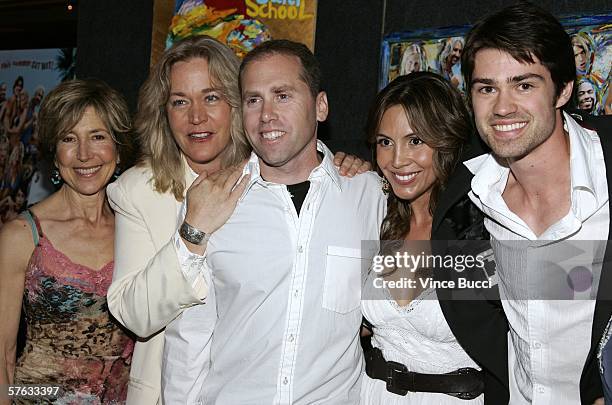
50,169 -> 62,186
381,177 -> 390,195
111,166 -> 121,182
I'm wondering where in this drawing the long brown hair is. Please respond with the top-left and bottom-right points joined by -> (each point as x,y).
366,72 -> 471,240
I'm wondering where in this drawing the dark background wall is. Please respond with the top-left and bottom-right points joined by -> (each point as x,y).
315,0 -> 385,159
0,0 -> 77,50
316,0 -> 611,158
75,0 -> 154,115
2,0 -> 609,158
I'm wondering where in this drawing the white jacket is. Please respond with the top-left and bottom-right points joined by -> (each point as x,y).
106,163 -> 207,404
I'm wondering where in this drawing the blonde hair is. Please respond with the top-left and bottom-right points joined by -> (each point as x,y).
137,35 -> 250,200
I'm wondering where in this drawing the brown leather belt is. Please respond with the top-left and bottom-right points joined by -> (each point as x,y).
364,346 -> 484,400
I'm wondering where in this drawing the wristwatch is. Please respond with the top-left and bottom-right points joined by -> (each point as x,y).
179,221 -> 210,245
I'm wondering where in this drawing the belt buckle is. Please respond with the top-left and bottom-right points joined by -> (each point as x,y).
386,361 -> 409,396
447,368 -> 484,400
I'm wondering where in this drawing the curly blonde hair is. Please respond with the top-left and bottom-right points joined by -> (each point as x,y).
137,35 -> 250,200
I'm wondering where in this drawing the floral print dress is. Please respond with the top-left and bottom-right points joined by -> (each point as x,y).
13,210 -> 133,404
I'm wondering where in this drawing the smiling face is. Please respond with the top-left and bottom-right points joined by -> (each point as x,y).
376,105 -> 436,206
55,106 -> 118,196
470,49 -> 572,160
450,40 -> 463,65
166,57 -> 232,174
577,81 -> 595,111
241,53 -> 328,181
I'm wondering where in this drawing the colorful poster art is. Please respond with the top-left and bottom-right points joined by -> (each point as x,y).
167,0 -> 317,58
0,48 -> 76,228
380,14 -> 611,116
567,16 -> 611,115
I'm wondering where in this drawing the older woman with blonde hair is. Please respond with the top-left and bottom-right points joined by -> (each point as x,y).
106,35 -> 247,404
107,35 -> 367,404
0,78 -> 136,404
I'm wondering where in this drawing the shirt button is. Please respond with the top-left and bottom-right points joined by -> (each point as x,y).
288,334 -> 295,342
294,289 -> 299,298
283,377 -> 289,385
534,342 -> 541,349
298,245 -> 304,253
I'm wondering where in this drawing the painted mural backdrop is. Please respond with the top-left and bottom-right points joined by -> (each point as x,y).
381,14 -> 611,116
0,48 -> 76,228
167,0 -> 317,58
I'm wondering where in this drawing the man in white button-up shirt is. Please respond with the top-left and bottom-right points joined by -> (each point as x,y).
175,40 -> 385,404
437,3 -> 611,405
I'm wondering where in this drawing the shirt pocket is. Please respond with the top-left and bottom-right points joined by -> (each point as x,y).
322,246 -> 366,314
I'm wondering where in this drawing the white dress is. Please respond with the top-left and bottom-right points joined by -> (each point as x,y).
361,275 -> 484,405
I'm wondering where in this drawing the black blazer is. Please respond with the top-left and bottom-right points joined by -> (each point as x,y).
579,114 -> 612,405
433,114 -> 612,405
432,133 -> 510,405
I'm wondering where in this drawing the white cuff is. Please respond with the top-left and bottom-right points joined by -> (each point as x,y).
173,230 -> 208,295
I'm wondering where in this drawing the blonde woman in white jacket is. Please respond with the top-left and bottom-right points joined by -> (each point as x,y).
106,36 -> 250,404
107,35 -> 369,404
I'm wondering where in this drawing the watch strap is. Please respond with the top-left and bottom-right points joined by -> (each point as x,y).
179,221 -> 209,245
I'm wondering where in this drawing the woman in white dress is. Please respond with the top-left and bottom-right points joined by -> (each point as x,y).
361,72 -> 485,404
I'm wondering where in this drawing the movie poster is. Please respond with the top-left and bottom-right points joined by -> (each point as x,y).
566,16 -> 611,116
380,14 -> 611,116
0,48 -> 76,228
167,0 -> 317,58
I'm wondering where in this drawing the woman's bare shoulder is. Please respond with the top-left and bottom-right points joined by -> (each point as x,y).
1,215 -> 30,235
0,215 -> 36,273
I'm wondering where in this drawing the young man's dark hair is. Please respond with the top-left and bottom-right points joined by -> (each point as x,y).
461,1 -> 575,99
445,3 -> 612,405
239,39 -> 322,98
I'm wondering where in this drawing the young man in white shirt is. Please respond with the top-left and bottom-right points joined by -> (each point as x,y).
437,3 -> 611,405
176,40 -> 385,404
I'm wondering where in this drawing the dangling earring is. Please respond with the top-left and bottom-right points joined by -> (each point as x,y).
381,177 -> 390,195
111,166 -> 121,182
110,156 -> 122,182
50,168 -> 62,186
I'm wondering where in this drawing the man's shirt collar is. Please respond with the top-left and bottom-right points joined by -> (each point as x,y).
240,140 -> 342,201
464,111 -> 607,226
